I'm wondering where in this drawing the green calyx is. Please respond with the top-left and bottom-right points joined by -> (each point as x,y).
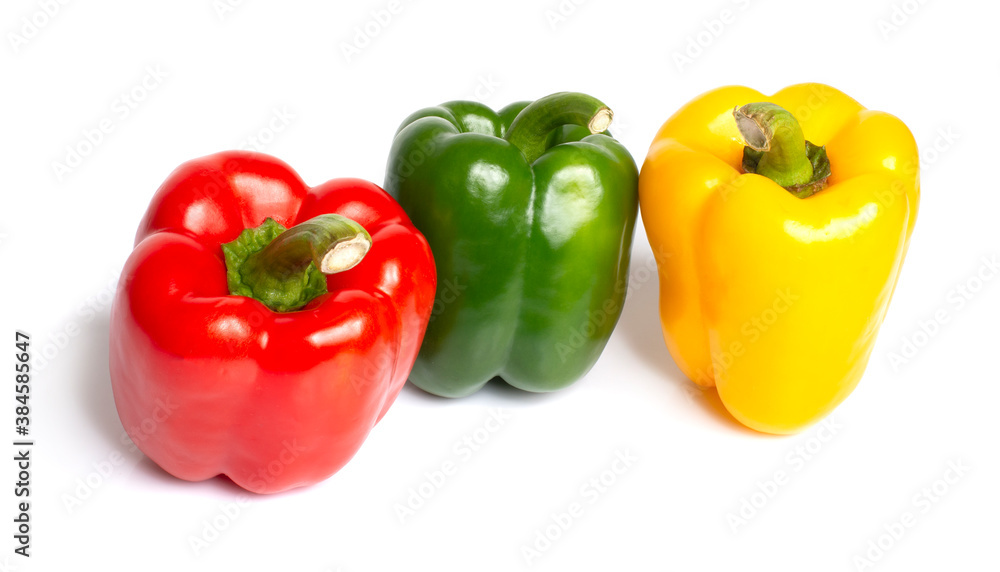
222,214 -> 372,313
734,102 -> 831,198
504,92 -> 613,164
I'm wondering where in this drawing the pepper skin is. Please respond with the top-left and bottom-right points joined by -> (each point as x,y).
385,92 -> 638,397
639,84 -> 919,434
110,151 -> 436,493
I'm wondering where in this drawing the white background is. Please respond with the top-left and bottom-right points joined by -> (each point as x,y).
1,0 -> 997,570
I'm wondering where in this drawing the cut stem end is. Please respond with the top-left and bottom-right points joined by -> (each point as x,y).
320,235 -> 372,274
734,101 -> 831,196
588,107 -> 613,134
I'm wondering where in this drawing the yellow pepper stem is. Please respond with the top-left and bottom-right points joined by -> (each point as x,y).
734,102 -> 830,198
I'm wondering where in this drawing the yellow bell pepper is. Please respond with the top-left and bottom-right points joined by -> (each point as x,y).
639,83 -> 919,434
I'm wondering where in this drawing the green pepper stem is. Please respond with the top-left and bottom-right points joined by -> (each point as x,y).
734,102 -> 814,188
503,92 -> 613,164
230,214 -> 371,312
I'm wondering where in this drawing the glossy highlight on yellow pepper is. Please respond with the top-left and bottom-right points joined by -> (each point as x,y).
639,83 -> 919,434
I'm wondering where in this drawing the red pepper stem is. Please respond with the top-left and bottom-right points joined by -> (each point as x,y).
249,214 -> 371,277
734,103 -> 814,188
503,92 -> 613,164
226,214 -> 371,312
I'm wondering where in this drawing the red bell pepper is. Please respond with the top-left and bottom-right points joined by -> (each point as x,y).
110,151 -> 436,494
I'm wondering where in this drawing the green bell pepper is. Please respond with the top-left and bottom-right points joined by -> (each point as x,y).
385,92 -> 638,397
